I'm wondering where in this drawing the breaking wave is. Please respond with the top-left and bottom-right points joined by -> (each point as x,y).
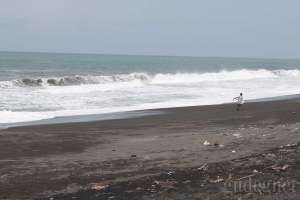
1,69 -> 300,88
4,73 -> 150,87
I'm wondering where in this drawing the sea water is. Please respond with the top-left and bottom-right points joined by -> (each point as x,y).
1,51 -> 300,124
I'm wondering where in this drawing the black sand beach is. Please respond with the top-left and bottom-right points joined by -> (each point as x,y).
1,98 -> 300,199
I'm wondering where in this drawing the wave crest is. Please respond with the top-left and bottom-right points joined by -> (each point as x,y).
3,72 -> 150,88
1,69 -> 300,88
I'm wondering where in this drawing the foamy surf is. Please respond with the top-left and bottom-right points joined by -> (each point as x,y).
1,69 -> 298,88
2,68 -> 300,124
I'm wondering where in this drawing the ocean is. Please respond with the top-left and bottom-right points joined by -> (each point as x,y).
1,51 -> 300,125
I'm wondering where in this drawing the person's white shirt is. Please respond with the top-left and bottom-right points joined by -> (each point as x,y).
237,95 -> 244,104
234,94 -> 244,104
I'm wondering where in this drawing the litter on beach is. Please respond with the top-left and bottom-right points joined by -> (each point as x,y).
203,140 -> 210,145
233,133 -> 242,138
197,163 -> 208,171
213,142 -> 224,148
91,182 -> 109,191
209,176 -> 224,183
271,164 -> 289,171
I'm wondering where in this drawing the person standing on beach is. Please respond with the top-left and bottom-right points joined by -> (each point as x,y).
233,93 -> 244,111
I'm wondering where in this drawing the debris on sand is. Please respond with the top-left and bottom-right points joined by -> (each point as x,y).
130,154 -> 137,158
233,133 -> 242,138
91,182 -> 109,191
209,176 -> 224,183
153,180 -> 178,189
237,174 -> 255,180
197,163 -> 208,171
281,164 -> 290,170
213,142 -> 224,148
154,180 -> 160,185
44,143 -> 300,200
226,173 -> 233,181
203,140 -> 210,146
271,164 -> 289,172
231,150 -> 236,153
264,153 -> 276,158
167,171 -> 174,176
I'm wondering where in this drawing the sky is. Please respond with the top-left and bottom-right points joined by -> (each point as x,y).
0,0 -> 300,58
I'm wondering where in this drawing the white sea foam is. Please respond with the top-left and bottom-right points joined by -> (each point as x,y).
151,69 -> 278,84
0,69 -> 298,88
1,69 -> 300,124
0,69 -> 289,88
0,110 -> 53,124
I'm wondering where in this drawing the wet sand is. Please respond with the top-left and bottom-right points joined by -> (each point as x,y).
0,98 -> 300,199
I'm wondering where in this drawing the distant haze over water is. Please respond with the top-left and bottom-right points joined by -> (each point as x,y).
1,51 -> 300,124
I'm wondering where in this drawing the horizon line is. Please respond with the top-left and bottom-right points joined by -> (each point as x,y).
0,50 -> 299,61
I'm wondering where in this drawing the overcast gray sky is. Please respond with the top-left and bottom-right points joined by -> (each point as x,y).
0,0 -> 299,58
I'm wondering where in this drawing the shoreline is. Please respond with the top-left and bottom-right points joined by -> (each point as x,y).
1,96 -> 300,199
2,93 -> 300,129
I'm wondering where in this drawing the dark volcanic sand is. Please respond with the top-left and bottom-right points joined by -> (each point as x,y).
0,98 -> 300,199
